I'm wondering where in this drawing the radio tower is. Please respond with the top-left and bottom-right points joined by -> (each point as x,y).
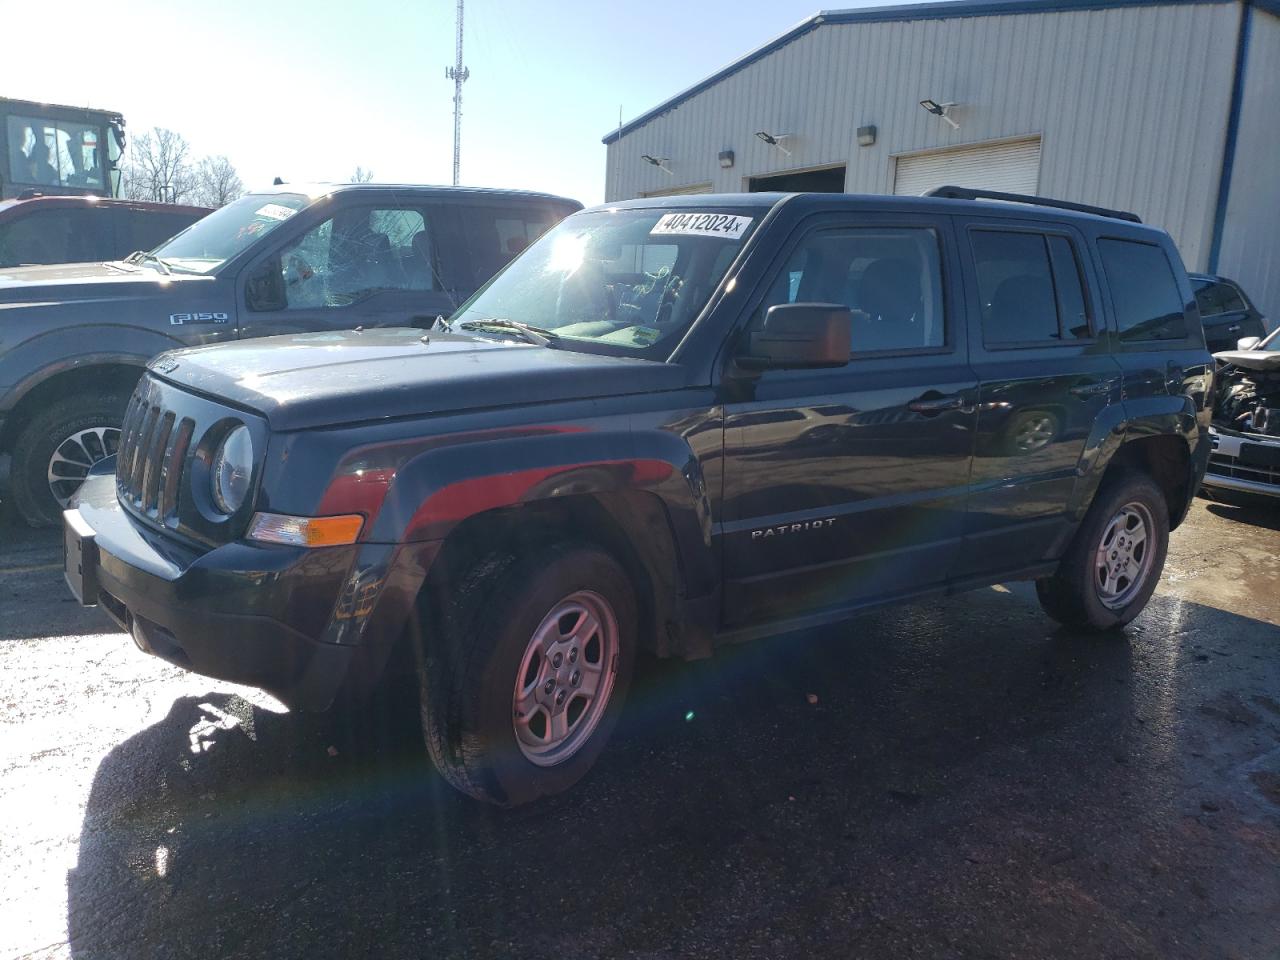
445,0 -> 470,186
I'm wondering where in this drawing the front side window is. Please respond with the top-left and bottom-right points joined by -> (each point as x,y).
451,207 -> 759,356
1098,239 -> 1188,342
971,230 -> 1091,345
152,193 -> 310,274
755,226 -> 946,354
275,206 -> 438,309
6,116 -> 105,190
1191,278 -> 1246,319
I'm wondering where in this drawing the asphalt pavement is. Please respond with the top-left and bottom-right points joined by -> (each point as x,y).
1,499 -> 1278,959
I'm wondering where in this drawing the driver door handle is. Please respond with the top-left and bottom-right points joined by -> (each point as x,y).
908,393 -> 965,415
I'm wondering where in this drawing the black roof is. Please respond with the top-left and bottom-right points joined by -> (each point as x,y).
594,190 -> 1165,233
253,183 -> 582,207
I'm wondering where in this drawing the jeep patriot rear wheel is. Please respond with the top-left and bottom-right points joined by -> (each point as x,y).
418,544 -> 637,805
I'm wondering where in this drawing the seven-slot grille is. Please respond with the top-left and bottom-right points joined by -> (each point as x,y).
116,391 -> 196,520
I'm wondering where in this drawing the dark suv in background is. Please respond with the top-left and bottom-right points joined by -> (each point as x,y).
0,183 -> 581,524
65,186 -> 1212,805
0,195 -> 210,268
1190,272 -> 1268,353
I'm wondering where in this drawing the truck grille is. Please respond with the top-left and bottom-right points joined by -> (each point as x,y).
116,391 -> 195,521
1207,452 -> 1280,489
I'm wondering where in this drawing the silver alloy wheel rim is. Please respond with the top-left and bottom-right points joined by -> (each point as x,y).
1094,500 -> 1156,610
47,426 -> 121,508
512,590 -> 619,767
1014,414 -> 1056,453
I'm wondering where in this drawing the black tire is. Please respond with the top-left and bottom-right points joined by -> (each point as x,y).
418,543 -> 637,806
1036,472 -> 1170,632
10,392 -> 128,527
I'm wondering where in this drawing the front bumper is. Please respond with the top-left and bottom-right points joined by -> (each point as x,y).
65,471 -> 382,710
1202,428 -> 1280,499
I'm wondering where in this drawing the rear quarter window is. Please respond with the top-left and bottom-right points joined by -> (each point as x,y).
1097,238 -> 1187,342
459,203 -> 574,289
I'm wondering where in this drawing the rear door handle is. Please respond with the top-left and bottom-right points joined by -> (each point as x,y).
908,393 -> 965,415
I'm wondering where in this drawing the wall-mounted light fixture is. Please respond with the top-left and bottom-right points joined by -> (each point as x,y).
718,149 -> 735,169
919,99 -> 960,130
857,125 -> 877,147
641,154 -> 674,175
755,131 -> 793,157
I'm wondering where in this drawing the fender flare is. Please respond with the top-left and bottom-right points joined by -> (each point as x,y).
0,322 -> 185,414
1070,394 -> 1200,520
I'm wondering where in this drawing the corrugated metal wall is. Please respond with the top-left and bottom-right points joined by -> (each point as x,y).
1218,8 -> 1280,326
605,3 -> 1240,271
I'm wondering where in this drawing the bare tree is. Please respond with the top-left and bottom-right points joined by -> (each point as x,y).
121,128 -> 196,203
349,166 -> 375,183
193,155 -> 245,208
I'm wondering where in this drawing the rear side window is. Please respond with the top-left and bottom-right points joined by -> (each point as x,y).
1191,279 -> 1246,319
970,230 -> 1091,345
1098,239 -> 1187,342
0,208 -> 113,266
460,205 -> 566,288
125,210 -> 201,255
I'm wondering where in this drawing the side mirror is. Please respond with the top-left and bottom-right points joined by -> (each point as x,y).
1237,336 -> 1261,351
245,257 -> 286,312
742,303 -> 851,370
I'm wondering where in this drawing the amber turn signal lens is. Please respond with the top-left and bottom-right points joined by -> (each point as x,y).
247,512 -> 364,547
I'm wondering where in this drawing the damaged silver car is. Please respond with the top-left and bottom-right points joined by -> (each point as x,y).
1204,328 -> 1280,505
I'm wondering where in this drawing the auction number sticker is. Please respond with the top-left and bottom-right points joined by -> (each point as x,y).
650,212 -> 752,239
255,203 -> 297,222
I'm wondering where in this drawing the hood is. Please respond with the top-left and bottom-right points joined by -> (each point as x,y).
1212,348 -> 1280,372
0,260 -> 210,301
149,327 -> 687,430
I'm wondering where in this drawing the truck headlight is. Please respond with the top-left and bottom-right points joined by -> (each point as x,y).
211,425 -> 253,514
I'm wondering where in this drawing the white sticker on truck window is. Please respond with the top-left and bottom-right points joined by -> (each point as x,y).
255,203 -> 297,222
650,213 -> 752,239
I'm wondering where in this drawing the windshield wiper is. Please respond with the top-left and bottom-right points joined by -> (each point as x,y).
457,318 -> 557,347
126,250 -> 172,276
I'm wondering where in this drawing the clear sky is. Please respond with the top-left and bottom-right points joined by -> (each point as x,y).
2,0 -> 916,205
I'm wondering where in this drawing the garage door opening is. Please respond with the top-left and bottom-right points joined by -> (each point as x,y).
894,137 -> 1042,197
749,165 -> 845,193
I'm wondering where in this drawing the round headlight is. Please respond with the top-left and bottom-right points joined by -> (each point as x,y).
211,425 -> 253,515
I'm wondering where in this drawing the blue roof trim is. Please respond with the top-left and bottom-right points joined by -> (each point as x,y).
602,0 -> 1239,145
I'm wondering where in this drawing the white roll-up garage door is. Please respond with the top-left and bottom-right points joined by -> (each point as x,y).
893,137 -> 1042,197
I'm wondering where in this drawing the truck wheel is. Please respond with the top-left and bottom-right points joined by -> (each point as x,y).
419,544 -> 637,806
10,392 -> 128,527
1036,472 -> 1169,632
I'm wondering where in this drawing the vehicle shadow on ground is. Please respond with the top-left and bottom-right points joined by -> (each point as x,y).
67,588 -> 1280,960
1204,500 -> 1280,532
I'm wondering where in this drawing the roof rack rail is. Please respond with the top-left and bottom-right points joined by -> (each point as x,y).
925,185 -> 1142,223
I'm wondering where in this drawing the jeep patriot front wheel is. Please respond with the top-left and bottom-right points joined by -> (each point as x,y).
418,544 -> 636,806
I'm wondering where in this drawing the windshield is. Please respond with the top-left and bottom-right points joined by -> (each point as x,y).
450,207 -> 759,356
151,192 -> 311,274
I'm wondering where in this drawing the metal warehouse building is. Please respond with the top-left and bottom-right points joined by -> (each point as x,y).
603,0 -> 1280,322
